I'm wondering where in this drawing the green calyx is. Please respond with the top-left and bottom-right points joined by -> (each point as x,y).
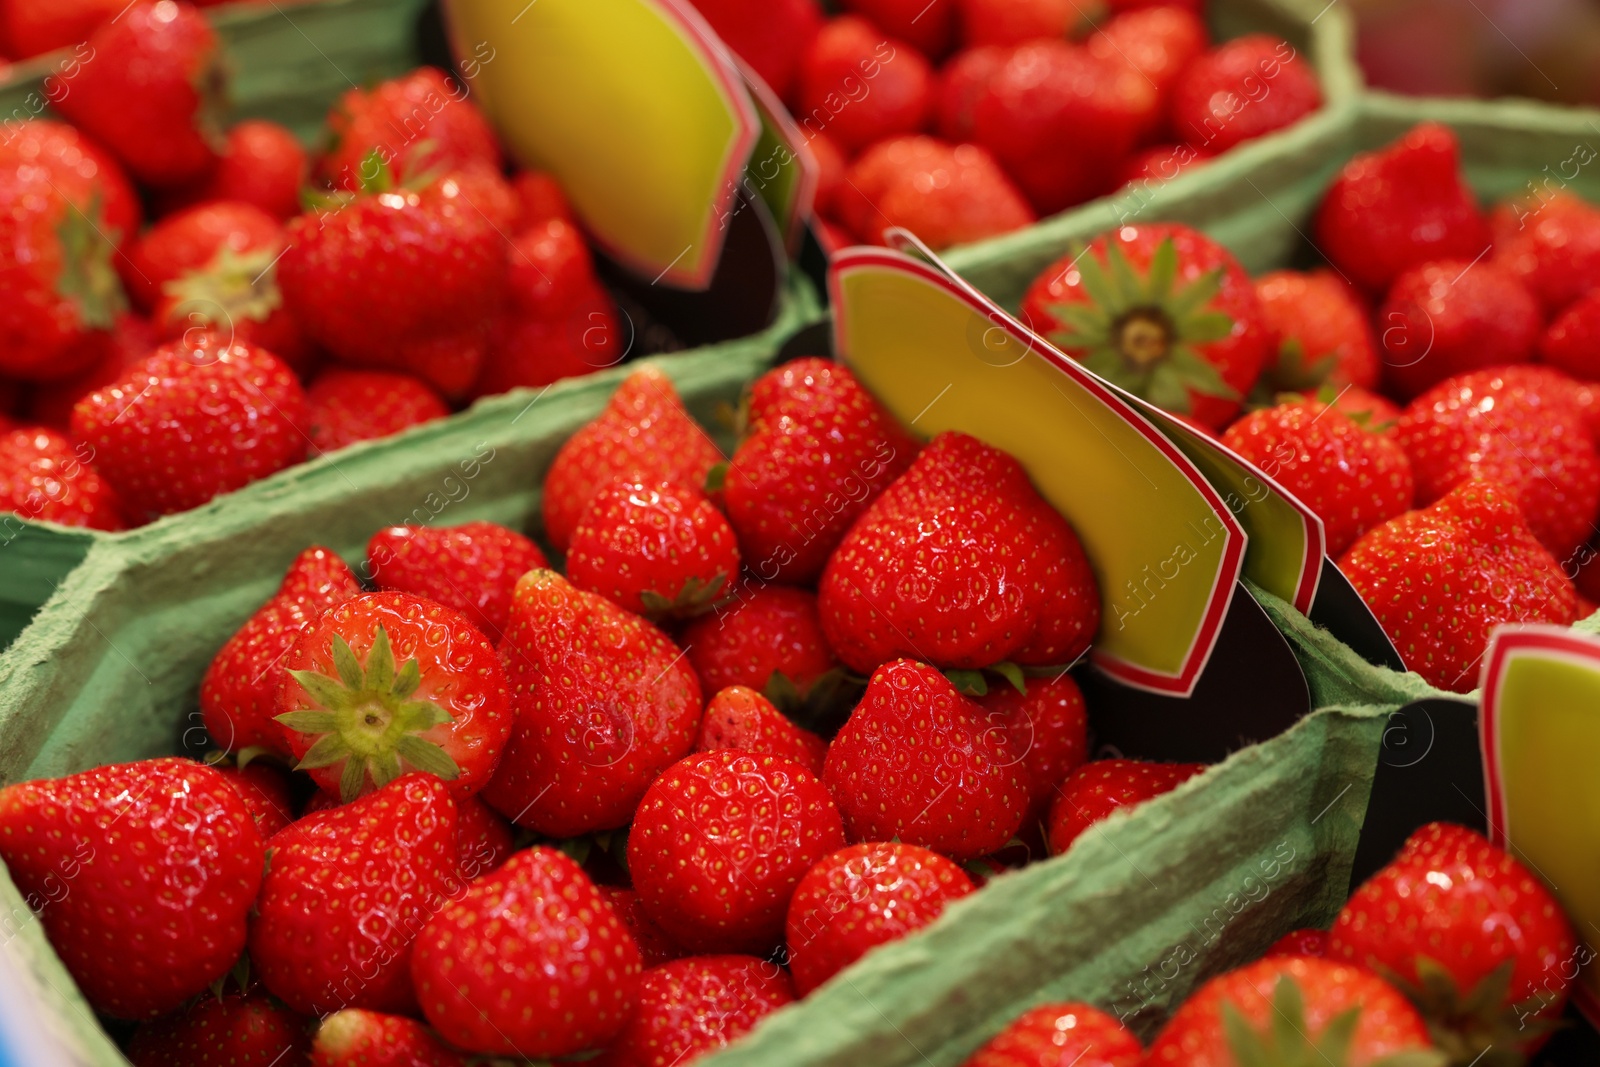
1222,976 -> 1448,1067
1047,237 -> 1239,415
639,573 -> 730,620
1247,337 -> 1339,409
55,191 -> 128,331
1382,958 -> 1559,1067
944,663 -> 1027,698
275,625 -> 460,803
163,245 -> 284,329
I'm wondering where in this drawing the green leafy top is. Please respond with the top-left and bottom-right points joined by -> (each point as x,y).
163,244 -> 284,328
1221,976 -> 1447,1067
55,191 -> 128,331
1381,958 -> 1559,1067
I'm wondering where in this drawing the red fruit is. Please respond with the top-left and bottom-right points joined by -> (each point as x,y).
1146,957 -> 1440,1065
70,334 -> 308,518
412,847 -> 641,1056
510,170 -> 572,229
1120,143 -> 1203,186
1491,191 -> 1600,318
695,685 -> 829,775
481,570 -> 702,836
1329,822 -> 1576,1061
679,585 -> 842,703
366,521 -> 548,640
843,0 -> 954,58
176,120 -> 309,222
631,751 -> 846,953
1339,481 -> 1578,692
936,46 -> 1008,142
1314,123 -> 1492,293
1221,400 -> 1415,557
305,368 -> 449,454
797,17 -> 934,155
320,67 -> 499,190
1265,927 -> 1329,959
1539,288 -> 1600,382
838,135 -> 1035,248
1088,6 -> 1209,115
600,886 -> 685,968
55,1 -> 221,187
476,289 -> 624,397
311,1009 -> 464,1067
805,131 -> 848,220
819,432 -> 1100,672
541,365 -> 723,553
1171,35 -> 1321,156
128,990 -> 312,1067
691,0 -> 823,101
975,674 -> 1090,827
786,842 -> 974,995
1312,384 -> 1402,433
1023,223 -> 1270,428
0,119 -> 141,246
26,312 -> 158,429
0,424 -> 123,529
1379,259 -> 1541,399
453,794 -> 513,879
217,760 -> 295,838
252,773 -> 460,1016
823,659 -> 1029,861
592,955 -> 795,1067
0,758 -> 264,1018
1,0 -> 124,57
961,1003 -> 1142,1067
200,546 -> 361,756
956,0 -> 1072,48
1254,269 -> 1380,392
503,216 -> 600,319
1046,759 -> 1205,855
277,592 -> 514,801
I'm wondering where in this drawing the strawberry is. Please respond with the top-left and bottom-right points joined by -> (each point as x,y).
311,1010 -> 464,1067
692,0 -> 823,101
320,67 -> 500,191
956,0 -> 1072,48
1254,269 -> 1380,392
723,357 -> 917,585
631,751 -> 846,953
0,424 -> 123,529
1088,6 -> 1209,117
1314,123 -> 1491,293
276,592 -> 514,801
1266,927 -> 1330,959
837,135 -> 1035,248
503,216 -> 610,320
1121,143 -> 1204,187
592,955 -> 795,1067
1338,481 -> 1578,692
475,294 -> 624,397
823,659 -> 1028,860
412,846 -> 641,1056
55,1 -> 221,187
304,368 -> 450,454
679,584 -> 842,704
541,366 -> 724,553
566,480 -> 741,619
0,758 -> 264,1018
200,546 -> 361,756
0,119 -> 141,248
1394,365 -> 1600,556
481,570 -> 702,836
217,760 -> 296,838
1023,223 -> 1270,429
1538,288 -> 1600,382
1378,259 -> 1541,399
1171,35 -> 1321,156
1146,956 -> 1443,1066
1329,822 -> 1576,1062
71,334 -> 308,518
797,16 -> 934,155
453,793 -> 513,879
171,120 -> 309,222
366,521 -> 548,640
1,0 -> 124,57
786,842 -> 974,995
1221,400 -> 1415,557
1046,759 -> 1205,855
1491,190 -> 1600,318
818,431 -> 1100,673
510,170 -> 572,229
961,1003 -> 1143,1067
1320,385 -> 1402,432
806,132 -> 848,222
975,673 -> 1090,829
251,773 -> 459,1016
127,990 -> 312,1067
935,46 -> 1008,143
25,312 -> 158,429
843,0 -> 954,59
695,685 -> 829,776
599,886 -> 685,969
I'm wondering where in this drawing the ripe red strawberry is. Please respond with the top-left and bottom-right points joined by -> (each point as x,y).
55,1 -> 221,187
320,67 -> 500,191
695,685 -> 829,776
1023,223 -> 1270,429
956,0 -> 1072,47
252,773 -> 459,1015
1,0 -> 124,57
311,1010 -> 463,1067
510,170 -> 573,229
1171,35 -> 1321,155
1221,400 -> 1415,557
1146,957 -> 1442,1066
936,46 -> 1008,143
599,886 -> 685,969
170,120 -> 309,222
476,297 -> 624,396
1395,365 -> 1600,556
567,480 -> 741,618
1120,143 -> 1204,187
1314,123 -> 1491,293
412,847 -> 642,1056
1339,480 -> 1578,692
127,990 -> 312,1067
502,216 -> 610,320
843,0 -> 953,58
481,570 -> 702,836
824,660 -> 1028,860
304,368 -> 449,454
592,955 -> 795,1067
975,673 -> 1090,828
1046,759 -> 1205,855
1379,259 -> 1541,399
961,1003 -> 1143,1067
819,432 -> 1100,672
1266,927 -> 1330,959
1329,822 -> 1576,1061
806,131 -> 848,223
0,425 -> 124,529
541,366 -> 723,553
1320,385 -> 1403,432
797,17 -> 934,155
680,584 -> 841,703
786,842 -> 974,995
1088,6 -> 1208,117
25,312 -> 158,429
1538,288 -> 1600,382
366,521 -> 548,640
837,136 -> 1035,248
71,334 -> 308,518
453,793 -> 513,879
0,119 -> 141,248
631,751 -> 846,953
276,592 -> 514,801
216,760 -> 295,838
1491,190 -> 1600,317
200,546 -> 361,755
1254,269 -> 1380,392
692,0 -> 823,101
0,758 -> 264,1018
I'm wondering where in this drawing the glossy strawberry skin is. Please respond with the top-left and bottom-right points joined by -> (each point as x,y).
695,686 -> 829,776
320,67 -> 500,190
305,368 -> 449,455
843,0 -> 953,59
0,758 -> 265,1019
962,1002 -> 1143,1067
217,761 -> 296,839
476,294 -> 624,397
599,886 -> 685,969
631,751 -> 846,954
480,570 -> 702,837
786,842 -> 974,995
1378,259 -> 1541,399
0,119 -> 141,248
2,0 -> 124,58
975,674 -> 1090,828
1088,7 -> 1208,118
676,0 -> 823,101
592,955 -> 796,1067
1539,288 -> 1600,382
311,1009 -> 464,1067
956,0 -> 1073,48
453,794 -> 513,880
1254,269 -> 1379,390
174,120 -> 309,222
680,585 -> 841,700
837,136 -> 1035,249
1171,35 -> 1321,155
1046,759 -> 1205,855
25,312 -> 158,429
366,521 -> 547,641
1491,191 -> 1600,317
411,847 -> 642,1057
0,425 -> 124,530
936,45 -> 1009,144
797,17 -> 933,155
127,990 -> 312,1067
